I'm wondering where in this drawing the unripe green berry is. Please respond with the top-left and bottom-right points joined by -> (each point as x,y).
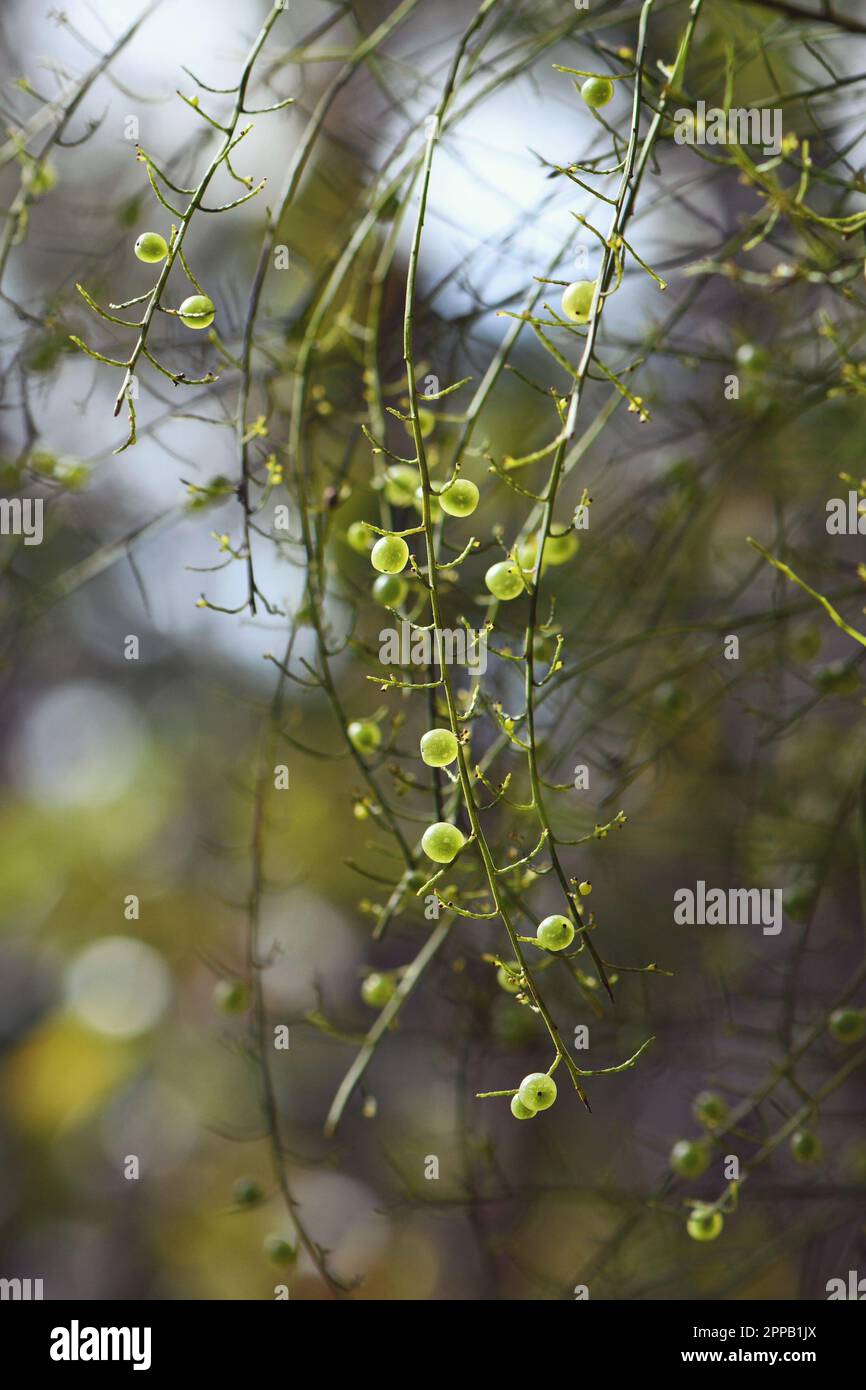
421,821 -> 465,863
402,408 -> 435,439
419,728 -> 459,767
670,1139 -> 710,1178
372,573 -> 407,607
686,1206 -> 723,1242
346,520 -> 375,553
536,914 -> 575,952
485,560 -> 525,601
264,1234 -> 297,1269
361,972 -> 395,1008
383,465 -> 418,507
561,280 -> 596,324
692,1090 -> 728,1129
134,231 -> 168,263
510,1094 -> 536,1120
497,960 -> 523,994
578,880 -> 592,896
413,485 -> 442,519
828,1007 -> 866,1044
371,534 -> 409,574
517,1072 -> 557,1112
439,478 -> 479,517
233,1176 -> 264,1206
178,294 -> 215,329
348,719 -> 381,754
544,531 -> 578,565
790,1130 -> 822,1164
214,979 -> 249,1014
581,76 -> 614,109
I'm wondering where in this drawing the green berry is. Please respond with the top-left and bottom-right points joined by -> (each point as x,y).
517,1072 -> 557,1112
402,408 -> 435,439
536,914 -> 575,952
412,485 -> 442,519
178,294 -> 215,329
815,661 -> 859,695
544,531 -> 578,565
346,520 -> 375,553
383,465 -> 418,507
134,231 -> 168,264
692,1090 -> 728,1129
371,534 -> 409,574
421,821 -> 465,864
790,1130 -> 822,1164
348,720 -> 381,754
439,478 -> 479,517
561,280 -> 596,324
581,76 -> 614,109
485,560 -> 525,601
497,960 -> 523,994
735,343 -> 768,372
372,573 -> 407,607
264,1234 -> 297,1269
828,1008 -> 866,1044
233,1176 -> 264,1206
670,1139 -> 710,1179
686,1206 -> 723,1242
214,979 -> 249,1014
419,728 -> 459,767
361,972 -> 395,1008
510,1095 -> 536,1120
578,880 -> 592,896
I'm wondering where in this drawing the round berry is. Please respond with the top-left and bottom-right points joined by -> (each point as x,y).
581,76 -> 614,109
264,1234 -> 296,1269
544,531 -> 578,565
419,728 -> 459,768
421,821 -> 465,864
346,520 -> 375,553
361,972 -> 395,1009
233,1176 -> 264,1206
790,1130 -> 822,1165
561,280 -> 596,324
536,914 -> 575,952
510,1094 -> 536,1120
178,294 -> 215,329
735,343 -> 768,372
497,960 -> 523,994
134,232 -> 168,264
815,661 -> 859,694
578,880 -> 592,896
372,573 -> 407,607
348,720 -> 381,754
413,485 -> 442,519
828,1007 -> 866,1044
692,1090 -> 728,1129
517,1072 -> 557,1112
439,478 -> 479,517
383,465 -> 418,508
402,408 -> 435,439
670,1139 -> 710,1179
686,1206 -> 723,1242
485,560 -> 525,601
214,979 -> 249,1014
371,534 -> 409,574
